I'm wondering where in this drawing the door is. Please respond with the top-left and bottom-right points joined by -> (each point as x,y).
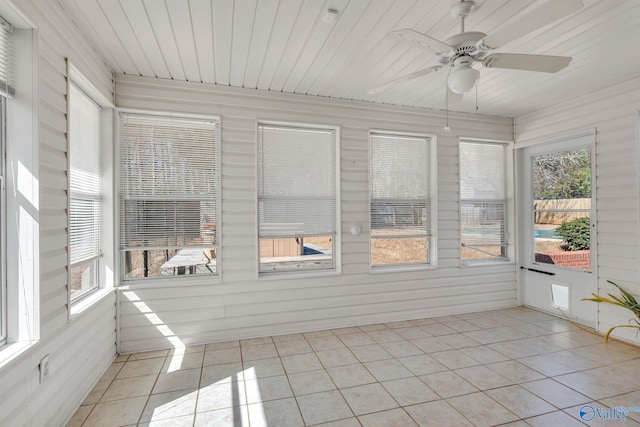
519,134 -> 596,326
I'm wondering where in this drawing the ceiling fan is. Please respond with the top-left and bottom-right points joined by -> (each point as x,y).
368,0 -> 584,95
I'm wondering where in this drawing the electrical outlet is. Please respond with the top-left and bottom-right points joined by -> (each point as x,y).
39,354 -> 50,384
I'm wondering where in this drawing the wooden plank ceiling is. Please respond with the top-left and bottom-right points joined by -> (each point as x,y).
58,0 -> 640,118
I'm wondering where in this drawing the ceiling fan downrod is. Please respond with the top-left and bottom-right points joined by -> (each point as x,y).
450,0 -> 476,33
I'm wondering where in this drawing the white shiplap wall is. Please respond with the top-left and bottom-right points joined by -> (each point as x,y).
116,74 -> 516,353
515,77 -> 640,345
0,1 -> 116,426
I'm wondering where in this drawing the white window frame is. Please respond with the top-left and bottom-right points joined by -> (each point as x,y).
256,120 -> 341,277
369,130 -> 438,271
67,62 -> 115,319
0,18 -> 39,366
118,110 -> 221,284
459,138 -> 514,266
68,81 -> 102,303
0,95 -> 5,347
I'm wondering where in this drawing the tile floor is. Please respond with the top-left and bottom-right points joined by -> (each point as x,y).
67,307 -> 640,426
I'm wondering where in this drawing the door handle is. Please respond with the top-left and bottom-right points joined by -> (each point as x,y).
520,266 -> 555,276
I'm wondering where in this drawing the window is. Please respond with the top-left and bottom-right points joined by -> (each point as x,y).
119,112 -> 220,280
69,83 -> 102,301
0,15 -> 14,347
460,140 -> 509,263
0,97 -> 5,346
257,123 -> 338,274
370,132 -> 435,268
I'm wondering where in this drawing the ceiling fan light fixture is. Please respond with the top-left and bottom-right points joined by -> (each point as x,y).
447,57 -> 480,94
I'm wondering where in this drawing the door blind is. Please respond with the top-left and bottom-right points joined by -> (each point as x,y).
258,124 -> 336,238
119,113 -> 220,250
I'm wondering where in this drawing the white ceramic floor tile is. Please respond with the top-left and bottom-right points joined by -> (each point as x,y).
521,378 -> 590,409
350,344 -> 393,362
359,408 -> 418,427
297,390 -> 354,425
364,359 -> 414,381
100,362 -> 124,381
338,332 -> 376,347
316,348 -> 359,368
197,381 -> 247,412
410,337 -> 454,353
525,410 -> 586,427
101,374 -> 157,402
244,375 -> 293,404
448,392 -> 519,427
66,404 -> 94,427
281,353 -> 324,374
486,360 -> 546,383
454,365 -> 513,390
152,368 -> 201,394
129,350 -> 169,361
116,357 -> 165,379
405,400 -> 474,427
241,343 -> 279,361
242,357 -> 286,379
398,354 -> 448,376
203,347 -> 242,366
381,340 -> 423,358
205,340 -> 240,351
308,336 -> 347,351
200,362 -> 244,386
486,385 -> 556,418
248,397 -> 304,427
194,405 -> 249,427
161,351 -> 204,373
240,337 -> 274,346
341,383 -> 398,416
139,414 -> 195,427
83,396 -> 148,427
275,339 -> 313,357
419,371 -> 479,399
288,369 -> 336,396
326,364 -> 376,389
382,377 -> 439,406
140,389 -> 198,422
394,326 -> 431,340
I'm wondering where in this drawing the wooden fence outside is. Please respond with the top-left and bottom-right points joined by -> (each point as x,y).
535,198 -> 591,224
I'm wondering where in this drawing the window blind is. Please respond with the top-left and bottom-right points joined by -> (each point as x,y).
0,16 -> 14,98
119,113 -> 219,250
370,133 -> 430,235
69,84 -> 101,265
460,140 -> 507,253
257,124 -> 336,238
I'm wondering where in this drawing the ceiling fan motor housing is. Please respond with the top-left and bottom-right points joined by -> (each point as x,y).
439,31 -> 488,66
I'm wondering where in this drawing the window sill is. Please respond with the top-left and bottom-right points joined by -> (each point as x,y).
0,341 -> 37,371
118,275 -> 221,290
70,288 -> 115,321
461,260 -> 514,267
370,264 -> 437,274
259,269 -> 340,281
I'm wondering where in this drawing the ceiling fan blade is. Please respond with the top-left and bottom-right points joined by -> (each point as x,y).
391,29 -> 453,54
481,0 -> 583,49
483,53 -> 572,73
367,65 -> 442,95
